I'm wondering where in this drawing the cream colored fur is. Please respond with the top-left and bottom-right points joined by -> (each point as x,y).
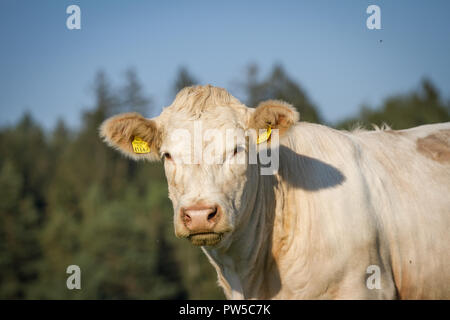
100,85 -> 450,299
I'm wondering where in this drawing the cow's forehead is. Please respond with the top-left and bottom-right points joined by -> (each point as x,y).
159,104 -> 249,158
162,104 -> 249,131
158,85 -> 252,151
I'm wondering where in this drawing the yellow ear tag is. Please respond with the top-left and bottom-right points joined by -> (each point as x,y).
257,125 -> 272,144
132,136 -> 151,154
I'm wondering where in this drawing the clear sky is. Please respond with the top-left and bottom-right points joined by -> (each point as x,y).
1,0 -> 449,129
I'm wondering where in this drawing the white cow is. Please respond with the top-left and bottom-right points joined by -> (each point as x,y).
100,85 -> 450,299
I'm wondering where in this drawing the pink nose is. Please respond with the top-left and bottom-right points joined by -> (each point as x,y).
182,204 -> 220,233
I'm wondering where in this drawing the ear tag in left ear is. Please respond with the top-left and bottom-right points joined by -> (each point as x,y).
257,125 -> 272,144
132,136 -> 151,154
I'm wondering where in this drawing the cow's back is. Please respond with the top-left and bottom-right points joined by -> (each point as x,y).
353,122 -> 450,299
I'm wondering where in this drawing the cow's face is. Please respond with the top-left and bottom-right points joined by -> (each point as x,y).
100,86 -> 298,247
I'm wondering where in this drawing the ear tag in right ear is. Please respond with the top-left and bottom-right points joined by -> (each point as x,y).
257,125 -> 272,144
132,136 -> 151,154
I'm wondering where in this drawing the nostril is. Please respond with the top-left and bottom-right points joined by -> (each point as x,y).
207,207 -> 218,221
182,204 -> 220,230
183,212 -> 191,224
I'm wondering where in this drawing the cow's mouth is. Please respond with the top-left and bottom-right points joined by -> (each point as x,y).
188,232 -> 222,246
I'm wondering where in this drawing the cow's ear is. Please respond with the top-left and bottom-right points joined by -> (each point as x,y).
99,112 -> 162,161
249,100 -> 299,137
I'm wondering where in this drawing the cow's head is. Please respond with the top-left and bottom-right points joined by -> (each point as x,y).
100,85 -> 298,247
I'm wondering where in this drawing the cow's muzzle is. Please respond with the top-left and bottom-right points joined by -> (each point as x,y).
181,204 -> 223,246
188,232 -> 223,246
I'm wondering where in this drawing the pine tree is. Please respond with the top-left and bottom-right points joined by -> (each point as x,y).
242,64 -> 322,123
173,66 -> 198,95
337,79 -> 450,130
121,68 -> 151,116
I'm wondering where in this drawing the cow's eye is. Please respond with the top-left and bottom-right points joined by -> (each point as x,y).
233,146 -> 245,156
163,152 -> 172,160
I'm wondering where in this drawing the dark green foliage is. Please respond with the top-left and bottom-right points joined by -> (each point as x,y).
0,68 -> 220,299
241,64 -> 322,123
121,69 -> 151,116
173,66 -> 198,94
337,79 -> 450,130
0,160 -> 41,298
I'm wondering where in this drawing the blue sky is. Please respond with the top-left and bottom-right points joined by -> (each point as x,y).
1,0 -> 449,129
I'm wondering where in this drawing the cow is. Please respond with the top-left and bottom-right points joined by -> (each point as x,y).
100,85 -> 450,299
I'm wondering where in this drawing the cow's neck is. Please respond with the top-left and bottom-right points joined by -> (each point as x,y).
203,162 -> 289,299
